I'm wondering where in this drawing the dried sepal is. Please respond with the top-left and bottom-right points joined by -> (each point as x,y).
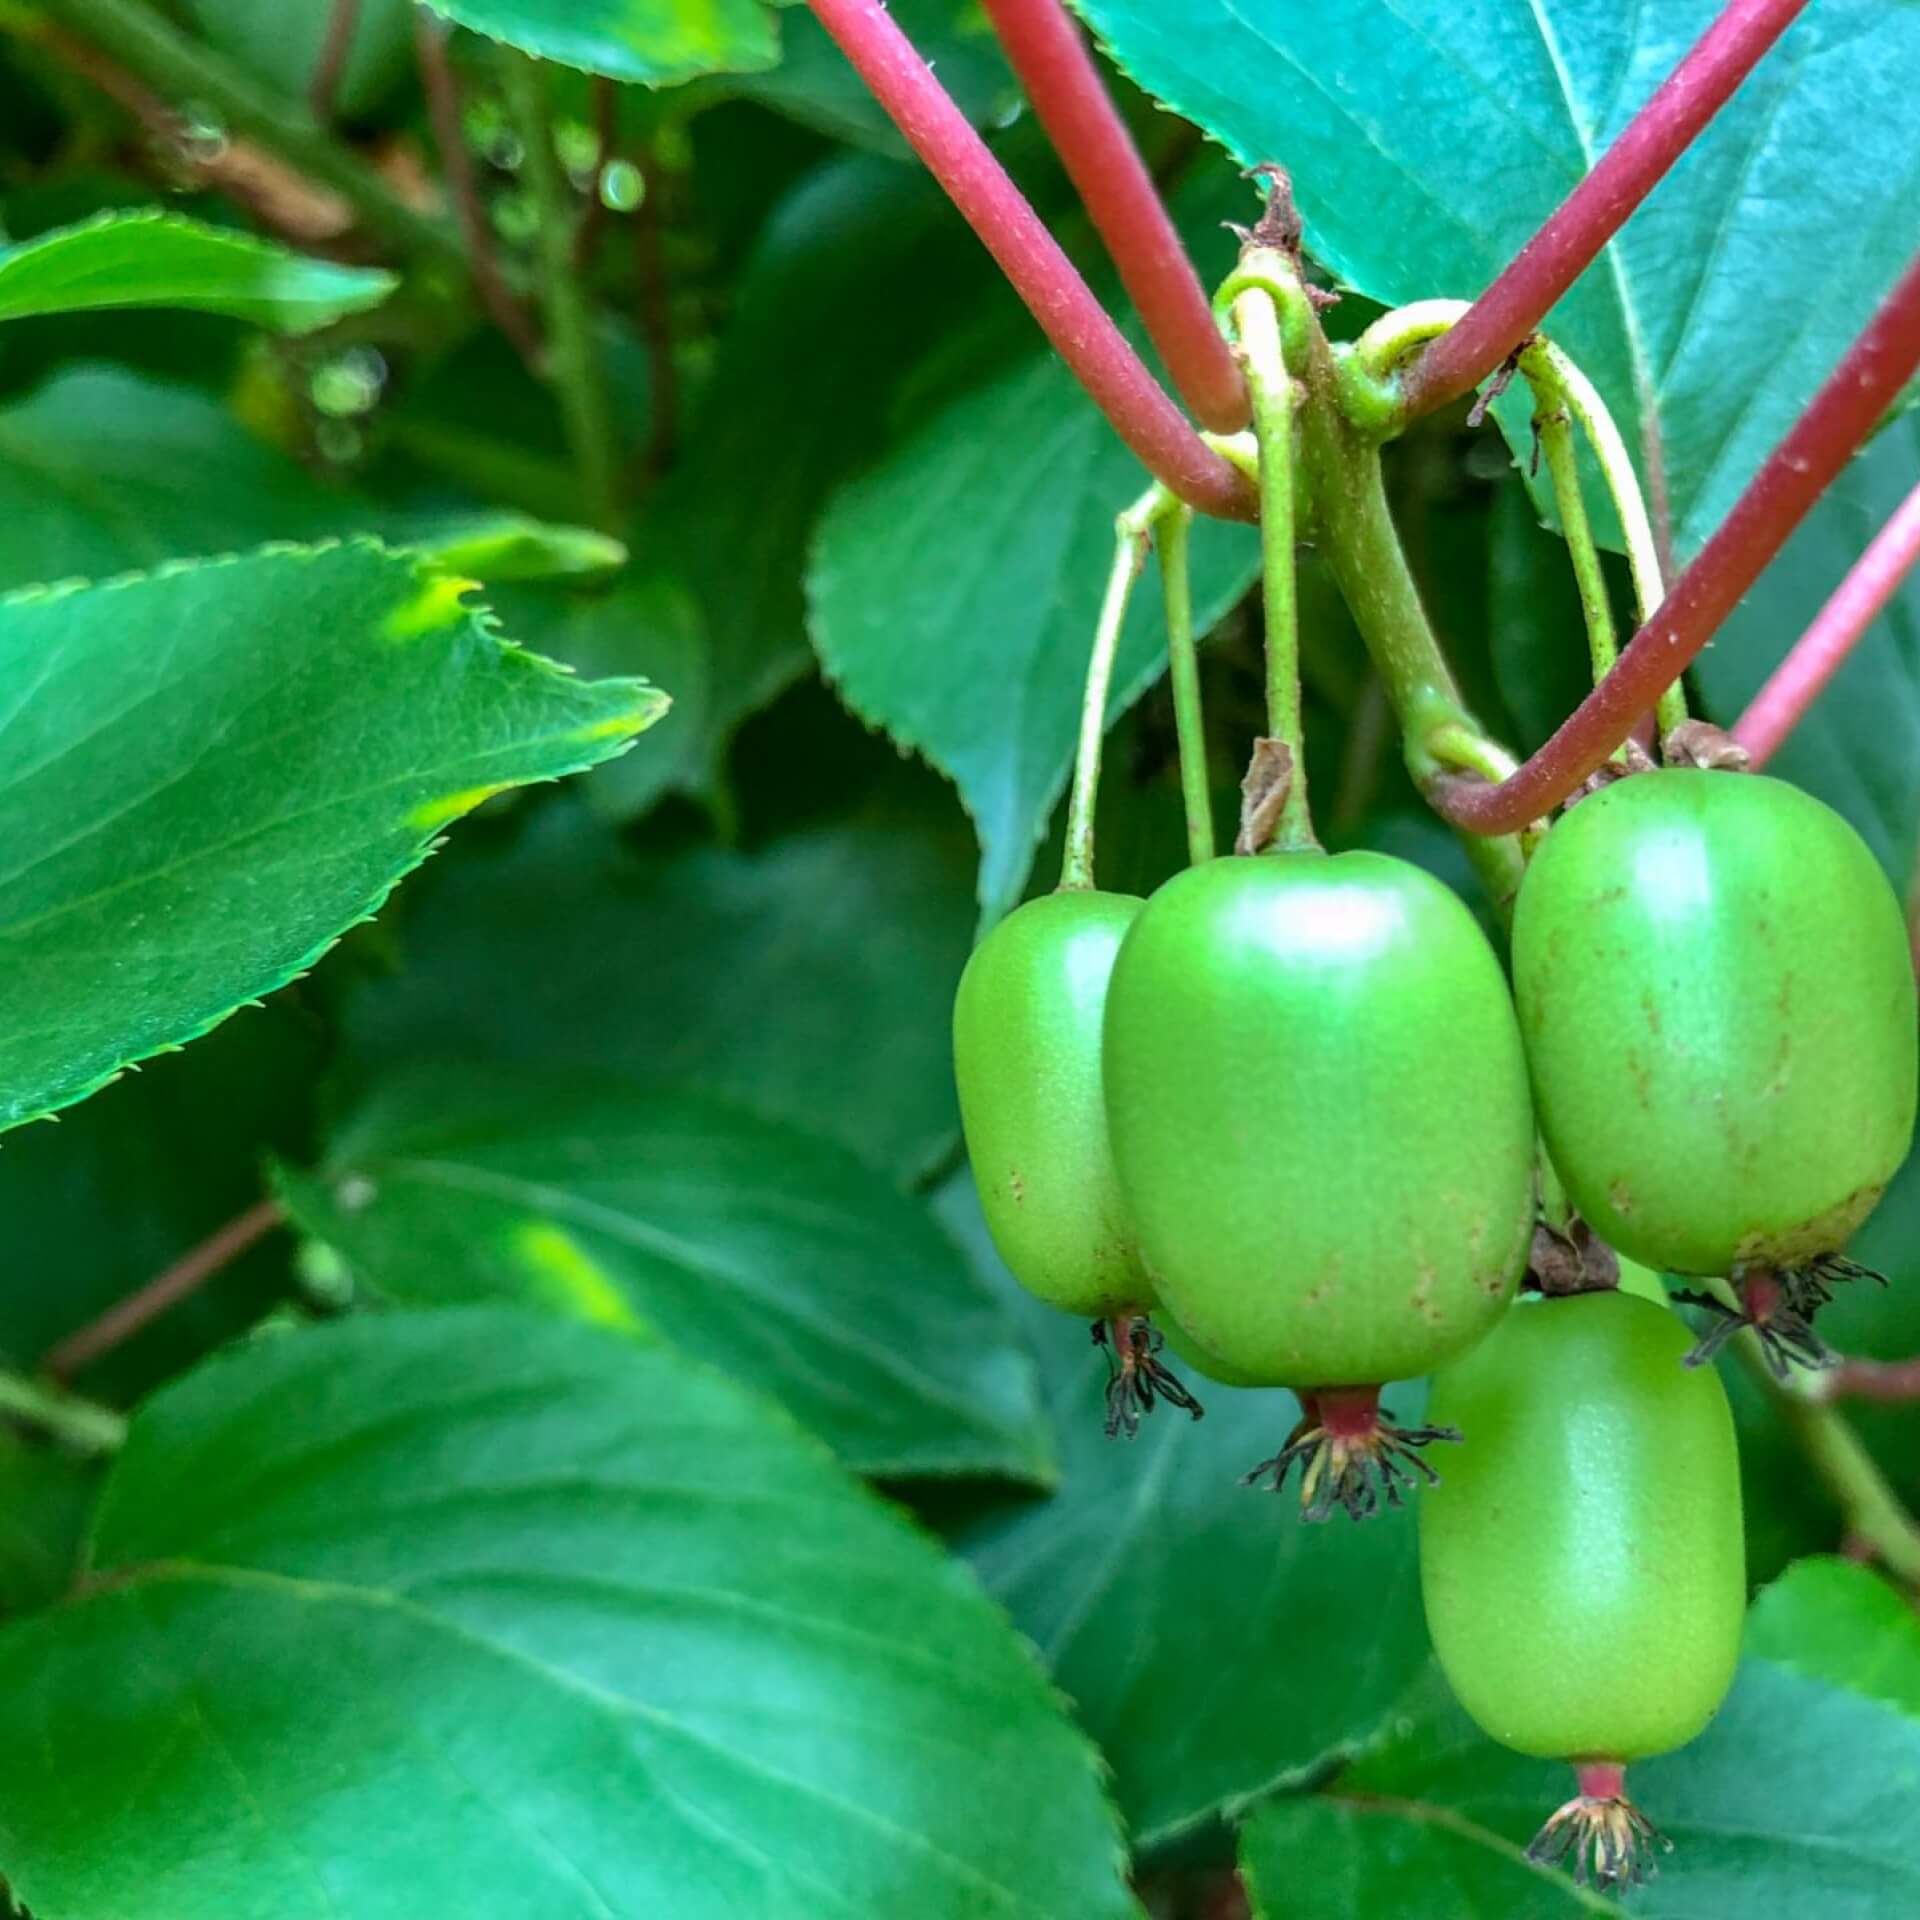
1243,1391 -> 1461,1521
1528,1788 -> 1671,1891
1092,1316 -> 1205,1439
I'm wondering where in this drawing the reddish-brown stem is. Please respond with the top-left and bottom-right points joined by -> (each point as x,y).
977,0 -> 1247,432
1826,1356 -> 1920,1405
44,1198 -> 285,1383
1734,476 -> 1920,767
308,0 -> 361,122
804,0 -> 1253,519
1575,1761 -> 1628,1803
1403,0 -> 1809,418
413,10 -> 542,367
1431,250 -> 1920,834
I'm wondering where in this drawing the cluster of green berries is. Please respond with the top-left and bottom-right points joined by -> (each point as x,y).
953,763 -> 1916,1888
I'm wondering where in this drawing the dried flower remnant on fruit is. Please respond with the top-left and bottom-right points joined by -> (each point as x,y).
1234,737 -> 1295,855
1676,1256 -> 1884,1379
1094,1316 -> 1204,1438
1661,719 -> 1750,772
1529,1216 -> 1621,1296
1243,1386 -> 1460,1521
1528,1765 -> 1671,1891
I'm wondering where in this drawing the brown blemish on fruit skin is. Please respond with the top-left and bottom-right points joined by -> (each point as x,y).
1736,1180 -> 1887,1266
1623,1050 -> 1654,1110
1609,1179 -> 1635,1216
1007,1168 -> 1026,1204
1640,992 -> 1662,1038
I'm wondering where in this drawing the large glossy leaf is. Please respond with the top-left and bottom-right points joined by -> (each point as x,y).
340,785 -> 975,1182
422,0 -> 779,86
278,1068 -> 1052,1483
0,541 -> 664,1132
1073,0 -> 1920,557
0,1308 -> 1137,1919
1692,415 -> 1920,887
0,211 -> 396,331
943,1173 -> 1432,1845
1248,1657 -> 1920,1914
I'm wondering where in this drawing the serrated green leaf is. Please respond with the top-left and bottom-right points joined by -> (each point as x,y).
340,786 -> 974,1182
422,0 -> 779,86
1747,1557 -> 1920,1721
277,1067 -> 1053,1483
1072,0 -> 1920,558
1281,1658 -> 1920,1912
0,1308 -> 1138,1919
0,541 -> 665,1133
944,1172 -> 1432,1845
1693,415 -> 1920,888
808,162 -> 1262,920
484,571 -> 710,818
0,211 -> 396,331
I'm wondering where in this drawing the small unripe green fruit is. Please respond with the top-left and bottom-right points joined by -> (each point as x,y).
1103,851 -> 1535,1387
1514,771 -> 1916,1276
1420,1290 -> 1745,1762
954,890 -> 1152,1318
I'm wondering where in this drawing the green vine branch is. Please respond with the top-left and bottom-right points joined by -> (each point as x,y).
0,1371 -> 127,1456
1060,486 -> 1164,890
1750,1349 -> 1920,1588
1155,504 -> 1216,866
1234,282 -> 1316,852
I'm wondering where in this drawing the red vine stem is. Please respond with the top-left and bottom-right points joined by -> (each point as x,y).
1733,477 -> 1920,767
805,0 -> 1253,520
43,1198 -> 285,1383
1824,1356 -> 1920,1405
977,0 -> 1248,433
1402,0 -> 1808,419
1431,249 -> 1920,835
